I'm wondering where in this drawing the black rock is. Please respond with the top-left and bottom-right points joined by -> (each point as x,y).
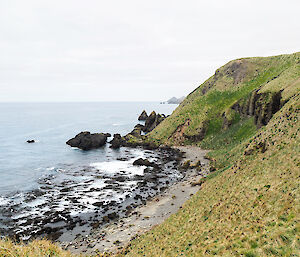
143,111 -> 166,133
27,140 -> 35,143
109,134 -> 124,149
138,110 -> 148,121
129,124 -> 144,137
66,131 -> 110,150
133,158 -> 159,169
107,212 -> 119,220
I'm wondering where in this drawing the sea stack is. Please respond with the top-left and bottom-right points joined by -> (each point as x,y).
138,110 -> 148,121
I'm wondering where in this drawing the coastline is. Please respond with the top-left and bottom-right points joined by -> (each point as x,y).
63,146 -> 210,254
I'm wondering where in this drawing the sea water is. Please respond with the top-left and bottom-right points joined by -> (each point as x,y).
0,102 -> 176,196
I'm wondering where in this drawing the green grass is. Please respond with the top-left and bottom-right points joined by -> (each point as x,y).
1,52 -> 299,257
149,52 -> 300,145
118,53 -> 300,256
119,92 -> 300,257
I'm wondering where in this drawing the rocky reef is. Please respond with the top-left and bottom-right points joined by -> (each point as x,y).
66,132 -> 111,150
109,111 -> 166,149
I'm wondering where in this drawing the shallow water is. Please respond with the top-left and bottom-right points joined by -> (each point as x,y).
0,102 -> 177,240
0,102 -> 175,195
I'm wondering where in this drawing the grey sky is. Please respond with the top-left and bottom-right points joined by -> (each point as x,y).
0,0 -> 299,102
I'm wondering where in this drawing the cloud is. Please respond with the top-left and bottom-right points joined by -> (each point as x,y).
0,0 -> 299,101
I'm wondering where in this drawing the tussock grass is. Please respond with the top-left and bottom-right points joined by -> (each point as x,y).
1,52 -> 299,257
0,238 -> 74,257
149,52 -> 300,145
119,56 -> 300,256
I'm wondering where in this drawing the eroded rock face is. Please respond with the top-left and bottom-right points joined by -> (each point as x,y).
66,132 -> 110,150
229,90 -> 282,129
138,110 -> 148,121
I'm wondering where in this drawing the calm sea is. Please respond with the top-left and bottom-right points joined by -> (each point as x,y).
0,102 -> 176,196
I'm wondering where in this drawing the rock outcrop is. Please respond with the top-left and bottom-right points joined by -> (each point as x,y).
228,90 -> 282,129
130,124 -> 144,137
109,134 -> 124,149
66,132 -> 110,150
108,111 -> 166,149
143,111 -> 165,133
138,110 -> 148,121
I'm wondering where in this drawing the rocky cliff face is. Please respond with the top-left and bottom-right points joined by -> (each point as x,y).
148,52 -> 300,146
226,90 -> 282,129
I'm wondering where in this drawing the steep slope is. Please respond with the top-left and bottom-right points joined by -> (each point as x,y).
1,53 -> 299,257
118,53 -> 300,256
120,88 -> 300,257
149,52 -> 300,148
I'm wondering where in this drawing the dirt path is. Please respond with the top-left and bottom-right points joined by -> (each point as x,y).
64,146 -> 210,254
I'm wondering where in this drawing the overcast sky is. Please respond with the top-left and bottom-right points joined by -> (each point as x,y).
0,0 -> 299,102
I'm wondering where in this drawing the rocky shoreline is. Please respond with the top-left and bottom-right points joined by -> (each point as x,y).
0,146 -> 185,243
63,146 -> 210,254
0,110 -> 211,255
66,110 -> 166,151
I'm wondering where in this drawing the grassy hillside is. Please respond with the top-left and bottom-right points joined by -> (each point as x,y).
120,88 -> 300,256
149,52 -> 300,147
1,53 -> 299,257
119,52 -> 300,256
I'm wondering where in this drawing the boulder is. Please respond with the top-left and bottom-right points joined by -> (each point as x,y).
27,140 -> 35,143
109,134 -> 124,149
138,110 -> 148,121
66,131 -> 110,150
133,158 -> 159,169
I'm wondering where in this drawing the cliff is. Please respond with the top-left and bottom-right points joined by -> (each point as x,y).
120,52 -> 300,256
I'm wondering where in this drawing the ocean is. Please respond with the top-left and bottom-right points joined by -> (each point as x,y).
0,102 -> 178,240
0,102 -> 175,195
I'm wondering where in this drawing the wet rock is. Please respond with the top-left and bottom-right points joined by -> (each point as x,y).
114,176 -> 128,182
110,134 -> 124,149
143,174 -> 158,182
92,202 -> 104,208
133,158 -> 159,169
107,212 -> 119,220
138,110 -> 148,121
66,131 -> 110,150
